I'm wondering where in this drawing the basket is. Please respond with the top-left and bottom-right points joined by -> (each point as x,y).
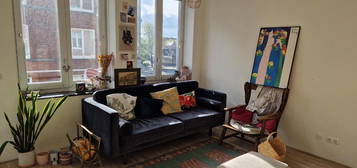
66,123 -> 102,167
258,132 -> 286,161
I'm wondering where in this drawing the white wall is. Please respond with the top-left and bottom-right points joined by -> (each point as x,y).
196,0 -> 357,167
0,0 -> 87,162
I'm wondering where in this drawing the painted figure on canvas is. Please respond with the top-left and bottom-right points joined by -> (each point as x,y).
250,27 -> 300,88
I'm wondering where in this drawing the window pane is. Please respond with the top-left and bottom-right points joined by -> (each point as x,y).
70,0 -> 100,81
82,0 -> 93,11
70,0 -> 80,9
138,0 -> 155,77
162,0 -> 180,75
21,0 -> 62,84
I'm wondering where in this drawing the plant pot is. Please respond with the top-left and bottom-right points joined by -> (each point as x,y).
36,152 -> 49,166
18,150 -> 35,167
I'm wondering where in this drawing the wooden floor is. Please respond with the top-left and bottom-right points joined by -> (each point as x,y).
0,127 -> 349,168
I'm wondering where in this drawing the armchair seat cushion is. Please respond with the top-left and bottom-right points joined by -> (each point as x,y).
231,106 -> 277,133
169,107 -> 224,130
126,116 -> 184,146
231,106 -> 253,124
229,119 -> 261,135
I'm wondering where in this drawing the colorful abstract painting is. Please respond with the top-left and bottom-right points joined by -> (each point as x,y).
250,26 -> 300,88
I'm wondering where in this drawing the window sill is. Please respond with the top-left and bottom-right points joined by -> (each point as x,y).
26,91 -> 94,100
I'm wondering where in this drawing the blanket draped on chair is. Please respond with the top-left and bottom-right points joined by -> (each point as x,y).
246,85 -> 284,124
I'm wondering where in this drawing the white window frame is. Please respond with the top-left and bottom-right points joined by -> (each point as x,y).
14,0 -> 107,91
70,0 -> 94,13
71,28 -> 96,59
23,24 -> 31,59
137,0 -> 185,81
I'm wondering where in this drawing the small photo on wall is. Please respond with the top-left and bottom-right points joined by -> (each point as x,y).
128,6 -> 136,17
120,53 -> 129,61
119,25 -> 136,51
122,2 -> 129,13
120,12 -> 127,23
128,16 -> 136,24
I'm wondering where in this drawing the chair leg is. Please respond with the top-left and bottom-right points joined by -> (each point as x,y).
208,127 -> 213,137
254,141 -> 259,151
219,126 -> 227,145
254,137 -> 261,152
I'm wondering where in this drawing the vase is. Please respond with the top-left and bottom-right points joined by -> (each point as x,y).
18,150 -> 35,167
36,152 -> 49,166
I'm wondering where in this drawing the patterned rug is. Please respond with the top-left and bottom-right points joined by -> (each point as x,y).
129,139 -> 244,168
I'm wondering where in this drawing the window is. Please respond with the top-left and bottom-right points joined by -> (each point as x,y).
23,24 -> 31,59
71,30 -> 83,49
15,0 -> 106,90
70,0 -> 94,13
70,0 -> 101,82
137,0 -> 184,80
71,29 -> 96,59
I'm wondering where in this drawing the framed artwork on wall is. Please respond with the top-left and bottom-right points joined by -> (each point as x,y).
114,68 -> 141,88
250,26 -> 300,88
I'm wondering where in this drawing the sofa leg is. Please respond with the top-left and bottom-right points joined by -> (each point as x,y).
219,126 -> 227,145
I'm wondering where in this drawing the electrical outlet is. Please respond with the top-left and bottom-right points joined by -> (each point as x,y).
326,136 -> 340,145
332,138 -> 340,145
326,136 -> 333,143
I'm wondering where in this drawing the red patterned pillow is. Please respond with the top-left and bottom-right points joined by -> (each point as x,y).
231,106 -> 253,124
179,91 -> 196,109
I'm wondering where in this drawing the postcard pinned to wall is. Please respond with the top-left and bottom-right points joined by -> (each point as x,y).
120,1 -> 136,24
119,25 -> 136,51
250,26 -> 300,88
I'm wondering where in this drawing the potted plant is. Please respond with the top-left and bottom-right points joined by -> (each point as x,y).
0,87 -> 67,167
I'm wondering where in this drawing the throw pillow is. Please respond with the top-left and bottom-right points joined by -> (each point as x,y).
134,97 -> 164,119
150,87 -> 182,115
106,93 -> 137,120
231,106 -> 253,124
179,91 -> 197,109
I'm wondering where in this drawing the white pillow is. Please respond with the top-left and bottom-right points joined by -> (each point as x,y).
106,93 -> 137,120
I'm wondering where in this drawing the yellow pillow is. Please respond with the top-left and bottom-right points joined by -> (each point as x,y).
151,87 -> 182,115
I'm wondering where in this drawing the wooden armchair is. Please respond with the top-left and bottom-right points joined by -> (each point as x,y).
218,82 -> 289,151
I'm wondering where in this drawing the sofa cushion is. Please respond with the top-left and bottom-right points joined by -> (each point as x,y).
169,107 -> 224,130
231,106 -> 253,124
106,93 -> 137,120
126,116 -> 184,146
179,91 -> 197,109
196,97 -> 225,111
150,87 -> 182,115
134,97 -> 164,119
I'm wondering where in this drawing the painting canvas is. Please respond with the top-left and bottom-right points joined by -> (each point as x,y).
250,26 -> 300,88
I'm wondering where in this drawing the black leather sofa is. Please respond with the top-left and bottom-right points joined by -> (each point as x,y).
82,80 -> 226,159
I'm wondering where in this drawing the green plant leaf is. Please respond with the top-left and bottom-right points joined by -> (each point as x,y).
0,141 -> 11,156
2,86 -> 67,153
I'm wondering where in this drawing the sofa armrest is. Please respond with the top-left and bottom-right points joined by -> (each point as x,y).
196,88 -> 227,111
82,97 -> 132,158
